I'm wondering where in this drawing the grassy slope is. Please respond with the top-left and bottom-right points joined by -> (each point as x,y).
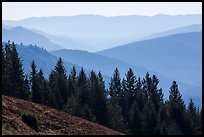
2,95 -> 123,135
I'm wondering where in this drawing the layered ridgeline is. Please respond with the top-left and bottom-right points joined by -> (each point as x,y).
98,32 -> 202,107
2,25 -> 95,51
2,26 -> 63,51
3,14 -> 201,51
2,32 -> 202,107
2,23 -> 202,52
50,49 -> 149,79
139,24 -> 202,41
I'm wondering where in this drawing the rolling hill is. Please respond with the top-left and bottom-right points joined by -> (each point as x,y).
98,32 -> 202,107
2,95 -> 123,135
140,24 -> 202,41
31,28 -> 95,51
98,32 -> 202,87
50,49 -> 149,78
2,26 -> 63,51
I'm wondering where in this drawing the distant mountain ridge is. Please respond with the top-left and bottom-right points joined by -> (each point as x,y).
2,26 -> 63,51
50,49 -> 149,78
97,32 -> 202,107
3,14 -> 202,51
30,28 -> 95,51
98,32 -> 202,87
139,24 -> 202,41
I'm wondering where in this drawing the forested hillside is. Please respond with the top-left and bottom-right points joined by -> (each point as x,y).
2,41 -> 202,135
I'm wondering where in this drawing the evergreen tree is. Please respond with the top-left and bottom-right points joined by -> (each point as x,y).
109,68 -> 122,105
143,73 -> 163,111
89,71 -> 100,123
135,77 -> 145,111
36,69 -> 47,103
157,102 -> 168,134
141,73 -> 163,134
108,68 -> 127,133
167,81 -> 189,134
22,75 -> 30,100
51,58 -> 68,110
168,81 -> 185,120
48,70 -> 59,108
4,42 -> 28,99
128,99 -> 141,134
64,66 -> 78,112
187,99 -> 201,135
4,42 -> 12,96
80,103 -> 96,122
2,44 -> 6,94
121,68 -> 137,130
90,71 -> 108,126
10,42 -> 25,98
70,66 -> 77,83
77,68 -> 89,106
150,75 -> 163,111
30,60 -> 41,103
64,93 -> 81,117
107,99 -> 127,133
66,66 -> 78,101
77,68 -> 92,120
141,99 -> 159,134
128,76 -> 145,134
199,108 -> 202,135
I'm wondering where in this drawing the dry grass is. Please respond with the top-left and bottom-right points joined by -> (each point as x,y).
2,95 -> 124,135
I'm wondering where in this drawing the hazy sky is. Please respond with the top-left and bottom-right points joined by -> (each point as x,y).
2,2 -> 202,20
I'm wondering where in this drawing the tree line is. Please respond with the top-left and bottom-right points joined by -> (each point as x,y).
2,41 -> 202,135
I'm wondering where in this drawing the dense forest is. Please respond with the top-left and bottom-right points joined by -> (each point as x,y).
2,41 -> 202,135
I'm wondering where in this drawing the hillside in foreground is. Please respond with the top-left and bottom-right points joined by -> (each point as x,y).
2,95 -> 123,135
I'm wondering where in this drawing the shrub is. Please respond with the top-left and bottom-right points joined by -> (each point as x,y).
21,112 -> 38,131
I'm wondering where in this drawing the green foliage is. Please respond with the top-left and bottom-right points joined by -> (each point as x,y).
64,94 -> 81,116
80,103 -> 96,122
30,61 -> 47,104
2,44 -> 6,94
21,112 -> 38,131
53,58 -> 68,106
187,99 -> 201,135
2,41 -> 29,99
89,71 -> 109,126
168,81 -> 186,122
47,58 -> 68,110
107,100 -> 127,133
141,99 -> 159,134
109,68 -> 122,104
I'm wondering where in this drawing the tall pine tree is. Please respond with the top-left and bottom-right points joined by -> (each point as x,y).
108,68 -> 127,133
4,42 -> 29,99
167,81 -> 189,134
52,58 -> 68,110
30,60 -> 40,103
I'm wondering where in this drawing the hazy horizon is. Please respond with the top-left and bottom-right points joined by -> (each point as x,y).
2,2 -> 202,20
2,13 -> 202,22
